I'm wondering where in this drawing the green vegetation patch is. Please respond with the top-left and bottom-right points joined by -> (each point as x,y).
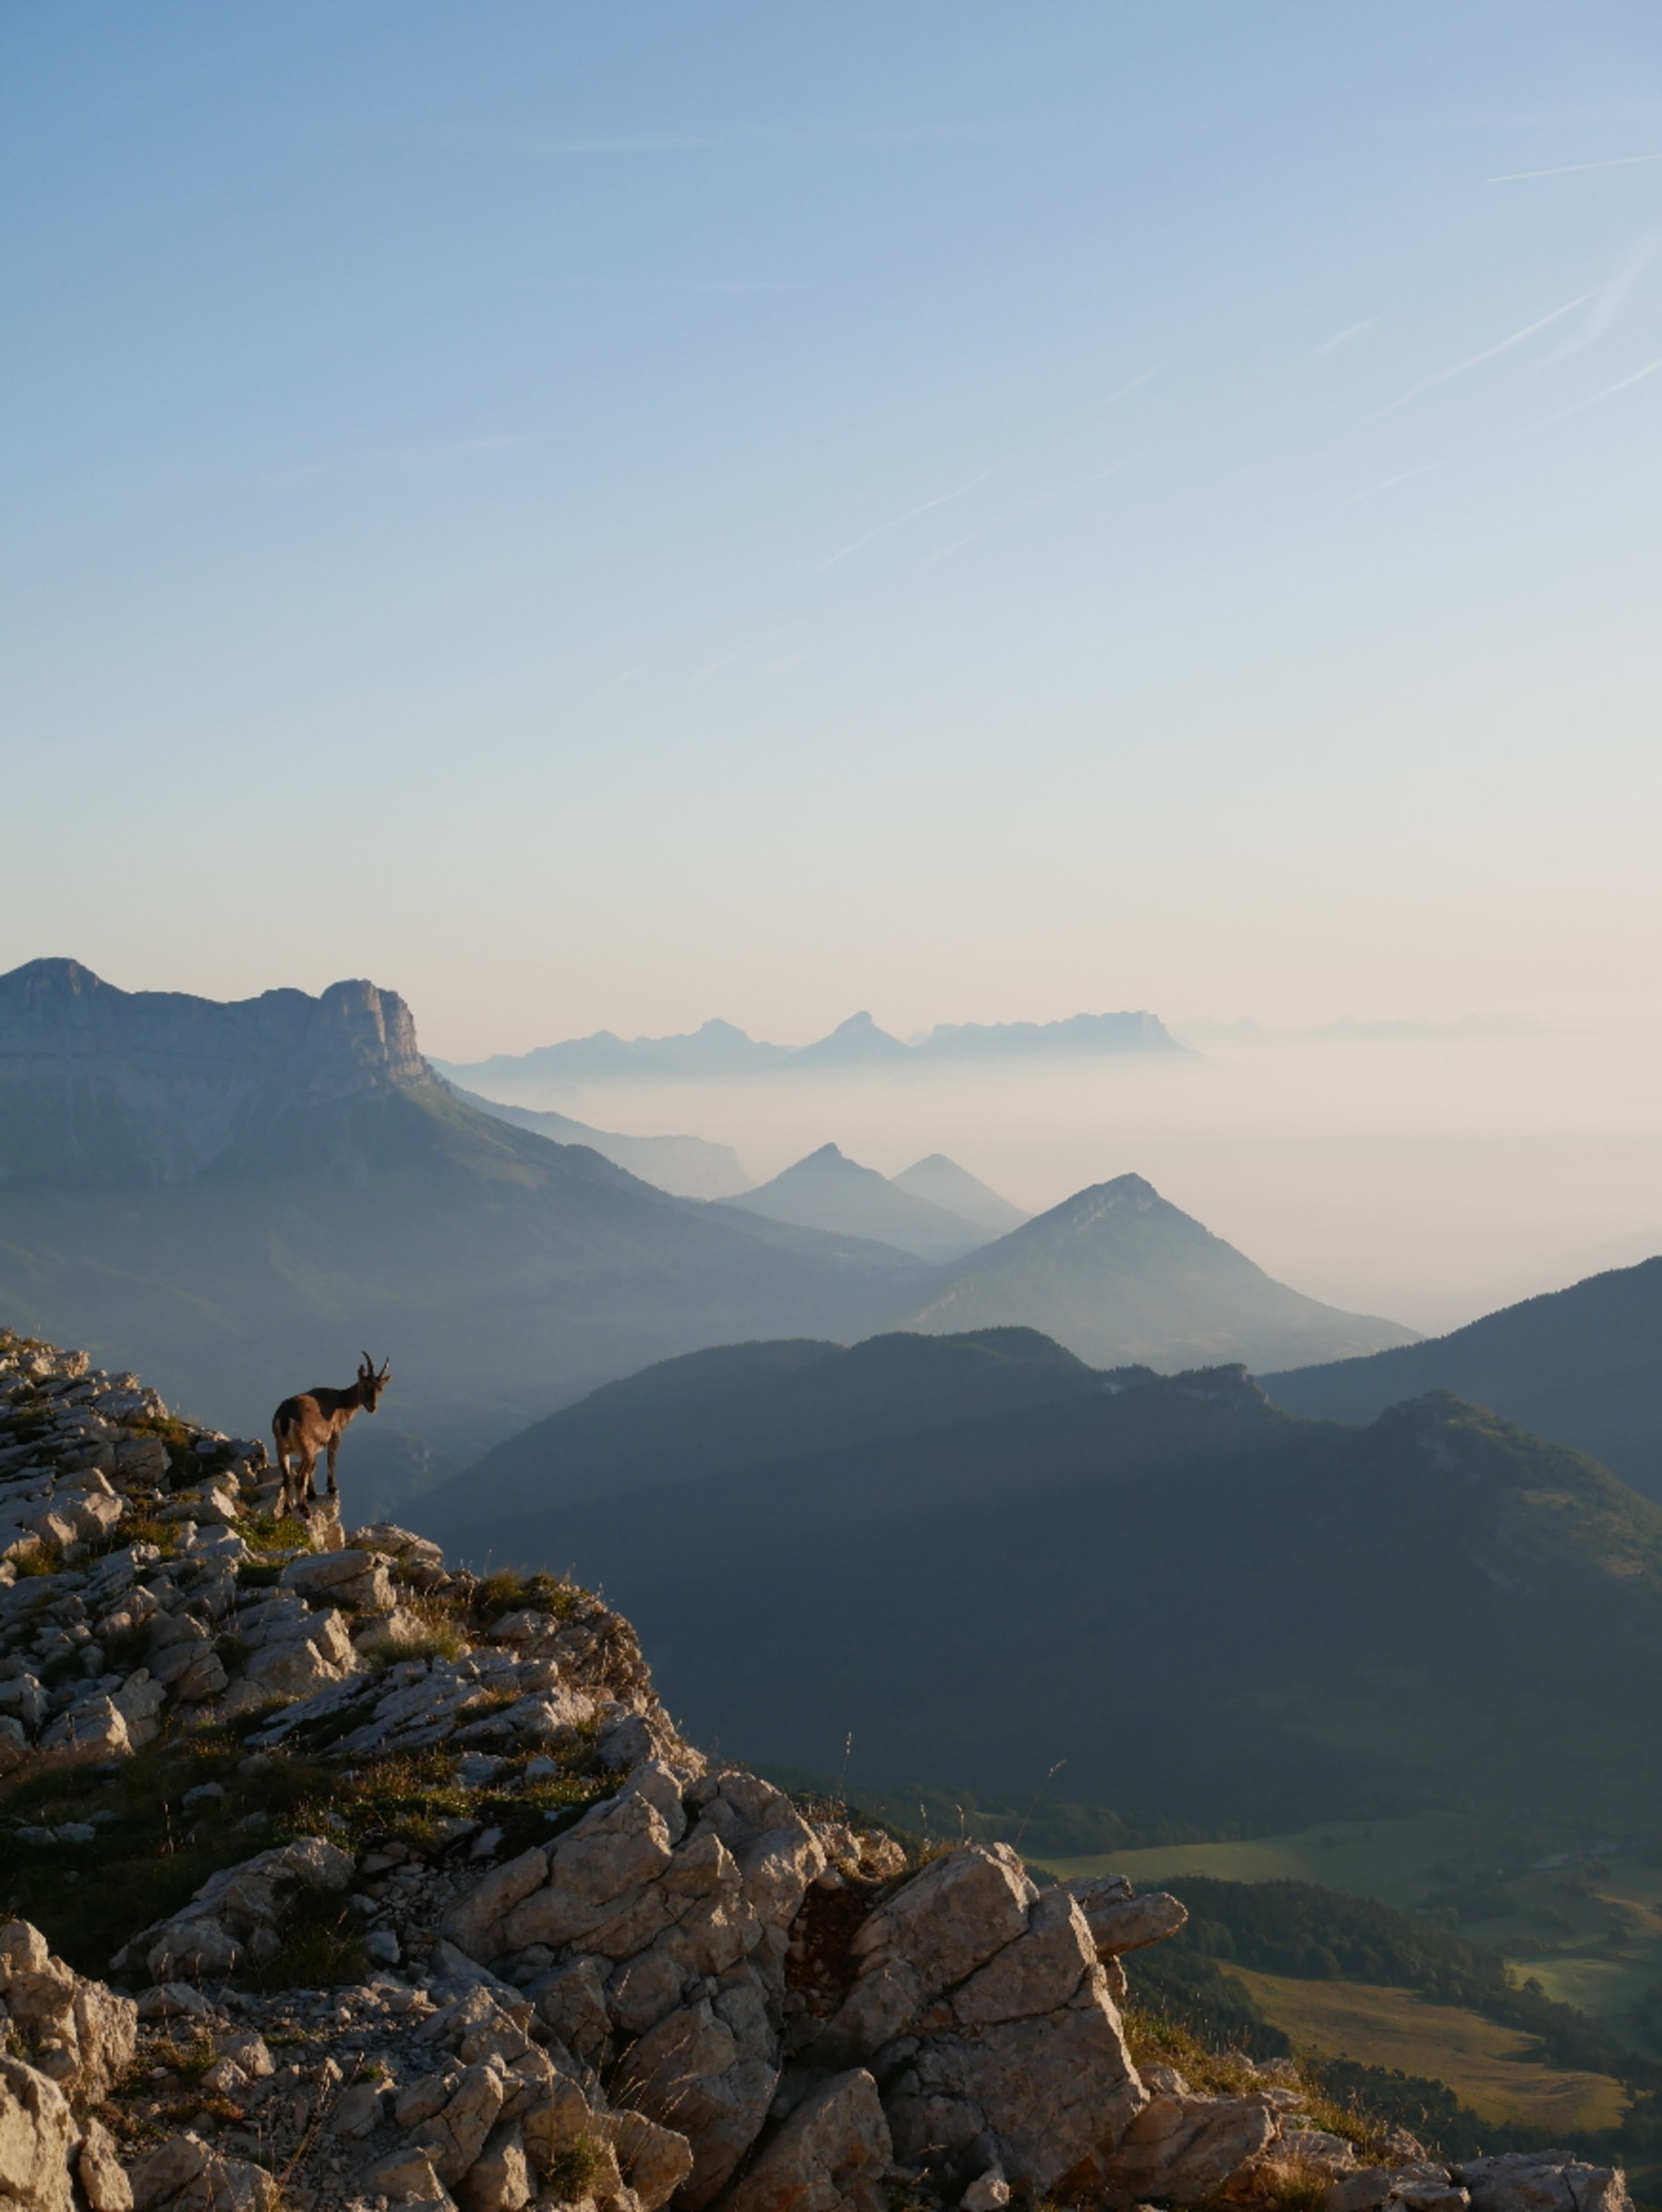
1233,1968 -> 1630,2137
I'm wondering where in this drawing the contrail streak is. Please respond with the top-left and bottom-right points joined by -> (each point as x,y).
1343,463 -> 1437,507
1372,288 -> 1604,416
918,461 -> 1130,564
1487,153 -> 1662,183
1534,355 -> 1662,430
813,469 -> 1000,573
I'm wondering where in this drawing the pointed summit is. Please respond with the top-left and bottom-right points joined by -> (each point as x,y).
728,1142 -> 991,1261
892,1153 -> 1030,1237
784,1012 -> 911,1071
899,1171 -> 1416,1371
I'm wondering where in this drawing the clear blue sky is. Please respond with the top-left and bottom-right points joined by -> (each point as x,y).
4,4 -> 1659,1055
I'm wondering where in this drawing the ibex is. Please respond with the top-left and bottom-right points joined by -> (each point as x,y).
272,1352 -> 391,1518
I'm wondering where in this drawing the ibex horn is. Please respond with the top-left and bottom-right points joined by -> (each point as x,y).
361,1350 -> 373,1375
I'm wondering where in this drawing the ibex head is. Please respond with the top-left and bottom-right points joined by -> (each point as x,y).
357,1352 -> 392,1412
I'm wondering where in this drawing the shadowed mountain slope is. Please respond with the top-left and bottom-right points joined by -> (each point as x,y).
893,1172 -> 1416,1372
0,960 -> 932,1482
421,1369 -> 1662,1845
726,1143 -> 991,1260
417,1324 -> 1112,1542
1264,1258 -> 1662,1504
891,1153 -> 1030,1236
449,1085 -> 753,1200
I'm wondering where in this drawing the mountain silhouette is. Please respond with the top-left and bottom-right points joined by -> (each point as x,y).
779,1011 -> 912,1070
1264,1256 -> 1662,1502
449,1085 -> 752,1200
420,1362 -> 1662,1843
0,960 -> 931,1482
891,1153 -> 1030,1236
726,1143 -> 990,1261
420,1324 -> 1108,1542
893,1172 -> 1416,1372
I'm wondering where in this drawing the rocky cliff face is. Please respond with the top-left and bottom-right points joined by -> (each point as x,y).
0,1325 -> 1635,2212
0,960 -> 429,1186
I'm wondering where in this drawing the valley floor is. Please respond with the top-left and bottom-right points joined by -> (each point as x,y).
1229,1967 -> 1629,2134
1043,1815 -> 1662,2057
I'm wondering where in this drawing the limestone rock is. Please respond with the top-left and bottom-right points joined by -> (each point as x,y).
952,1888 -> 1095,2026
1457,2154 -> 1632,2212
350,1521 -> 445,1570
414,2060 -> 510,2186
38,1695 -> 132,1760
851,1845 -> 1036,2002
611,2110 -> 696,2212
530,1956 -> 611,2069
127,2130 -> 278,2210
1097,2089 -> 1279,2206
280,1546 -> 396,1614
0,2053 -> 78,2212
1326,2170 -> 1469,2212
357,2146 -> 456,2206
223,1605 -> 359,1710
962,2170 -> 1012,2212
1061,1880 -> 1188,1955
483,1790 -> 678,1957
889,1970 -> 1147,2194
0,1919 -> 138,2106
727,2069 -> 893,2212
618,1979 -> 780,2210
78,2117 -> 136,2212
135,1836 -> 353,1983
456,2121 -> 534,2212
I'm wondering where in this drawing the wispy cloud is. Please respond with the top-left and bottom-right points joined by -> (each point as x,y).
1371,286 -> 1605,417
918,461 -> 1131,565
1533,355 -> 1662,431
1545,236 -> 1658,360
687,631 -> 787,685
1342,463 -> 1439,507
1487,153 -> 1662,184
812,468 -> 1000,574
1310,318 -> 1379,359
577,662 -> 651,708
1102,367 -> 1162,404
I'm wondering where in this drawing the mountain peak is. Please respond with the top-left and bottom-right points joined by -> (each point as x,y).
900,1170 -> 1417,1371
0,961 -> 429,1186
729,1141 -> 992,1261
784,1011 -> 912,1070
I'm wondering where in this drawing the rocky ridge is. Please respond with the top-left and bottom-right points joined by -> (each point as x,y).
0,961 -> 428,1187
0,1326 -> 1634,2212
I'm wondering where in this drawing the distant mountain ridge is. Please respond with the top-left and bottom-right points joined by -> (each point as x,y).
0,959 -> 1412,1485
449,1085 -> 753,1201
416,1353 -> 1662,1848
421,1325 -> 1114,1542
1264,1256 -> 1662,1503
891,1153 -> 1030,1236
434,1004 -> 1185,1093
895,1172 -> 1418,1373
727,1142 -> 994,1261
0,958 -> 934,1476
0,956 -> 428,1185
